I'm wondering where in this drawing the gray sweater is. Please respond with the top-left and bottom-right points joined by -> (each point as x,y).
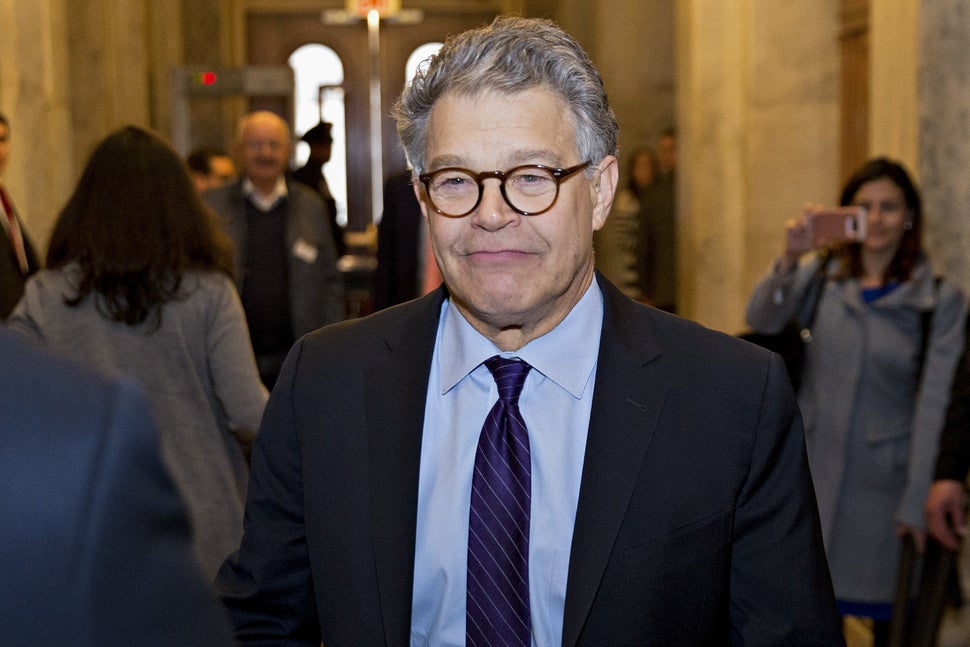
9,267 -> 268,579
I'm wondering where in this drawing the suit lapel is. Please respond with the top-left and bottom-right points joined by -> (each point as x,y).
561,279 -> 668,646
365,289 -> 445,643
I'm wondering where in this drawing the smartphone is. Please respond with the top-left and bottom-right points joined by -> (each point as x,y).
806,206 -> 867,246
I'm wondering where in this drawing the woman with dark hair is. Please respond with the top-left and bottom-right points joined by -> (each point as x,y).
9,125 -> 268,579
745,157 -> 966,644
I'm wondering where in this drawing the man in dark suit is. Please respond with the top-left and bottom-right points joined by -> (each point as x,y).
925,330 -> 970,550
372,168 -> 426,310
216,17 -> 843,645
0,328 -> 233,646
0,113 -> 39,319
291,121 -> 345,257
205,110 -> 345,388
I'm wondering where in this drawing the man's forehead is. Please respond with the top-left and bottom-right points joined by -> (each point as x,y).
242,118 -> 287,141
425,90 -> 576,169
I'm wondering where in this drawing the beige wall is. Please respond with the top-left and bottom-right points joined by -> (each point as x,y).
678,0 -> 842,332
870,0 -> 919,171
0,0 -> 76,249
591,0 -> 676,162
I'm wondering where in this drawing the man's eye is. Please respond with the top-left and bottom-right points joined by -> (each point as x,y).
434,175 -> 472,191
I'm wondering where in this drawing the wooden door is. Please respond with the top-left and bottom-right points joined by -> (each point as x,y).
247,10 -> 497,232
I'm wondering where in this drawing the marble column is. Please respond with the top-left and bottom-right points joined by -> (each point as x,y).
919,0 -> 970,296
677,0 -> 841,333
870,0 -> 919,171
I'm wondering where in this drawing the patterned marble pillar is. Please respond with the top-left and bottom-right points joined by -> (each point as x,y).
919,1 -> 970,296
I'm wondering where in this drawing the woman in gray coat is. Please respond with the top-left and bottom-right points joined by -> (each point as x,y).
9,126 -> 268,579
746,158 -> 966,646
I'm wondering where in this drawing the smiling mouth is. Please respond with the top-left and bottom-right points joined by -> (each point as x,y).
466,249 -> 533,260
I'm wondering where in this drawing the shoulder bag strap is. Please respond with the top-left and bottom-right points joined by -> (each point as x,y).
799,250 -> 831,343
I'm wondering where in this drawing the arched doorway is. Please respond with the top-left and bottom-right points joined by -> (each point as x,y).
246,9 -> 496,232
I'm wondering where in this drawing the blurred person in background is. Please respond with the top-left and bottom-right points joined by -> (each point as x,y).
8,125 -> 268,580
925,336 -> 970,551
291,121 -> 345,257
636,127 -> 677,312
745,157 -> 966,645
595,145 -> 655,300
187,145 -> 236,194
206,111 -> 345,388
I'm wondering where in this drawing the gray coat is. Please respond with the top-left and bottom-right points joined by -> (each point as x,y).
746,253 -> 966,602
205,178 -> 345,338
9,268 -> 269,579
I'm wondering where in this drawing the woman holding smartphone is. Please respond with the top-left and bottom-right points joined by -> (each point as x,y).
745,157 -> 966,645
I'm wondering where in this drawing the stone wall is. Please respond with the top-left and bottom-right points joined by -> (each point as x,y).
678,1 -> 841,332
919,1 -> 970,297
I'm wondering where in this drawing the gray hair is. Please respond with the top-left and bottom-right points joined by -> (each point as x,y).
392,16 -> 619,175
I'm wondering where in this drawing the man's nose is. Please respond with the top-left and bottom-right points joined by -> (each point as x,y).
472,179 -> 518,229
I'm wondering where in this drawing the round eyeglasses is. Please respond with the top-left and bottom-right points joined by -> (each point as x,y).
418,161 -> 592,217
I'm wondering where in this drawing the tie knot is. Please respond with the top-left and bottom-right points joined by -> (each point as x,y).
484,356 -> 531,404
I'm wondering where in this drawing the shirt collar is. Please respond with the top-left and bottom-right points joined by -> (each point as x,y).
242,176 -> 288,211
437,278 -> 604,399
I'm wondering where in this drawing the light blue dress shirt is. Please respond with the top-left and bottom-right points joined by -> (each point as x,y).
410,280 -> 604,646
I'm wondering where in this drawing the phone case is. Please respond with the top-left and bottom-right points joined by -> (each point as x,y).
807,207 -> 867,245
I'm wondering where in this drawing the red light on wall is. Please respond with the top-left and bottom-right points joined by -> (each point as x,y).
199,71 -> 217,85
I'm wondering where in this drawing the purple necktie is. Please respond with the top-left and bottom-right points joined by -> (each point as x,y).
467,356 -> 532,646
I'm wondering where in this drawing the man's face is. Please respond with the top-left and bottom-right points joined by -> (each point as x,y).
658,134 -> 677,175
417,87 -> 617,347
238,116 -> 290,187
0,122 -> 9,178
307,141 -> 332,165
192,155 -> 236,193
208,155 -> 236,188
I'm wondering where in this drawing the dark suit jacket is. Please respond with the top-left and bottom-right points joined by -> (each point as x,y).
0,328 -> 233,646
372,169 -> 423,311
217,276 -> 843,645
934,318 -> 970,480
0,204 -> 39,319
205,178 -> 345,337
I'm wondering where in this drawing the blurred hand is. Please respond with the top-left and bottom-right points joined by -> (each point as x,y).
925,479 -> 967,551
778,204 -> 827,274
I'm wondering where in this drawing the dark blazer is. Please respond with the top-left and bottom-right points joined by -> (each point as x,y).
0,328 -> 233,646
217,276 -> 843,645
205,177 -> 345,336
0,205 -> 39,319
372,169 -> 423,311
934,319 -> 970,480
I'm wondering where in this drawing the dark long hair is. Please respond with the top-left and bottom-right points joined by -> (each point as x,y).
836,156 -> 923,283
625,146 -> 656,199
46,125 -> 235,328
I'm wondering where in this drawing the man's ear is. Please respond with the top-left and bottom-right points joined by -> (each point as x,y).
591,155 -> 619,232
